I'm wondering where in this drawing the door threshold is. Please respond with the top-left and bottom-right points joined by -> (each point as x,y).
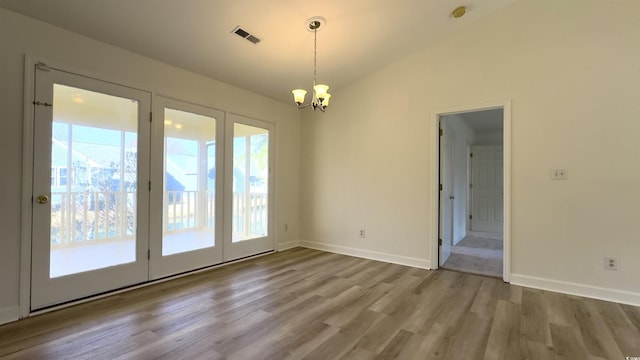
29,250 -> 276,317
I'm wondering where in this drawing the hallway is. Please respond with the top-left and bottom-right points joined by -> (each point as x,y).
443,231 -> 503,277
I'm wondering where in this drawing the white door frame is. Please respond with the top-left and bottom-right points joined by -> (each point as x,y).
430,100 -> 512,282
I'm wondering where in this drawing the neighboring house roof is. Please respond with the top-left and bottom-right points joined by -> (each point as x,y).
71,142 -> 125,168
165,158 -> 197,191
52,138 -> 101,168
52,137 -> 191,191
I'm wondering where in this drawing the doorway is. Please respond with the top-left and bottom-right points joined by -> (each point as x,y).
433,103 -> 511,281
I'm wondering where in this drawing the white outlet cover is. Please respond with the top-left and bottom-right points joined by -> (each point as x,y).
604,256 -> 618,270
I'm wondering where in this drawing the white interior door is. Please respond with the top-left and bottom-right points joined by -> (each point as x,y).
223,115 -> 274,261
31,65 -> 151,309
471,145 -> 504,233
439,123 -> 454,266
149,98 -> 224,279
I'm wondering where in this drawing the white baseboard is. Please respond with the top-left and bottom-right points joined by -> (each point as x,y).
0,306 -> 20,325
300,240 -> 431,269
510,274 -> 640,307
276,240 -> 299,252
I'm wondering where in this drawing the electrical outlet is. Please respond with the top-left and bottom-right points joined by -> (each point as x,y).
359,229 -> 366,238
551,169 -> 568,180
604,256 -> 618,271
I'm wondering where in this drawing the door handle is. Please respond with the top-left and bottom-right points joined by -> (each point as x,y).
449,195 -> 455,200
36,194 -> 49,204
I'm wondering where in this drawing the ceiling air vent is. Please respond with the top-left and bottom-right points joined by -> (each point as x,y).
232,26 -> 261,44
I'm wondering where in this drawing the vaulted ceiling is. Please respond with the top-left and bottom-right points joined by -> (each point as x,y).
0,0 -> 517,103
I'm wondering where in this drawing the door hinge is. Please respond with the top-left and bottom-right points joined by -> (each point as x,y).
470,183 -> 473,189
470,153 -> 473,158
438,238 -> 442,246
149,112 -> 152,123
148,181 -> 151,191
33,101 -> 52,107
469,214 -> 473,220
36,62 -> 51,72
439,184 -> 443,191
439,128 -> 443,136
148,249 -> 150,260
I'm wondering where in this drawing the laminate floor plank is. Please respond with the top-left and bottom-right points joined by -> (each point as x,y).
0,249 -> 638,359
484,299 -> 524,360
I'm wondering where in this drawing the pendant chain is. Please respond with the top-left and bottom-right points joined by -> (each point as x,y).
313,28 -> 317,86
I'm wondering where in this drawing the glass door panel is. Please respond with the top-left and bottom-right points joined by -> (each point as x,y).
49,91 -> 138,277
31,67 -> 150,310
149,98 -> 223,279
163,109 -> 216,255
223,116 -> 274,261
232,123 -> 269,242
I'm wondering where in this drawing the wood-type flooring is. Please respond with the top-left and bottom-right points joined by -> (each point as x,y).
1,248 -> 639,359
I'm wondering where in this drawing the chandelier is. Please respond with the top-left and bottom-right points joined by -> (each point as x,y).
292,17 -> 331,112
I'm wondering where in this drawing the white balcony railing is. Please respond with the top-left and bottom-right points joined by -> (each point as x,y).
50,190 -> 268,247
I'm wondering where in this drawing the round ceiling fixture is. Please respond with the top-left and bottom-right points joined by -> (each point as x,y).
452,6 -> 466,18
305,16 -> 326,32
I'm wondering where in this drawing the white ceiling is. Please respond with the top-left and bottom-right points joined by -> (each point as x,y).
458,108 -> 504,133
0,0 -> 517,104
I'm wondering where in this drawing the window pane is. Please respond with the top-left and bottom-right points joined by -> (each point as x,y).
232,123 -> 268,242
162,108 -> 217,256
50,84 -> 138,278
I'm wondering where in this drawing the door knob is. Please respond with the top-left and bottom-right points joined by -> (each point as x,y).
449,195 -> 455,200
36,195 -> 49,204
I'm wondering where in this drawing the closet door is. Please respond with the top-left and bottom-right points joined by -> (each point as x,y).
31,65 -> 151,309
149,98 -> 224,278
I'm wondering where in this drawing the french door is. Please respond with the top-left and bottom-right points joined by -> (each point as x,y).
223,115 -> 275,261
149,98 -> 225,278
31,66 -> 274,309
31,65 -> 151,309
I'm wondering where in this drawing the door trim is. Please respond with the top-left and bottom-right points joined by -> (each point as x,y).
19,56 -> 36,318
430,100 -> 512,282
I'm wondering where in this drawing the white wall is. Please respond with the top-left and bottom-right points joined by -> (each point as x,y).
442,115 -> 475,244
0,8 -> 301,323
300,0 -> 640,304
